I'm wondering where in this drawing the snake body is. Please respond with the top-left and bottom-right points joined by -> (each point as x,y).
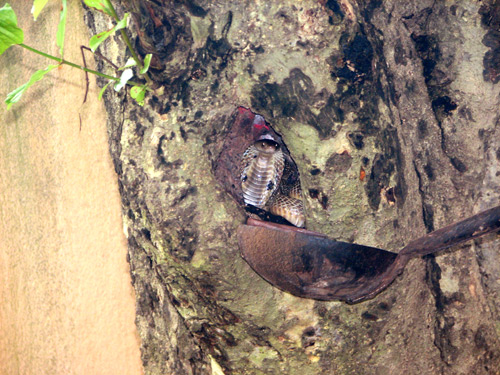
268,186 -> 304,227
241,140 -> 285,208
241,140 -> 305,227
214,107 -> 305,228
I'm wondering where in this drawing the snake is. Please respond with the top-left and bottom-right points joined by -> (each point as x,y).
240,138 -> 305,228
214,107 -> 306,228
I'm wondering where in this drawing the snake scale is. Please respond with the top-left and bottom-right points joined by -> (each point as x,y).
215,107 -> 305,228
240,139 -> 305,227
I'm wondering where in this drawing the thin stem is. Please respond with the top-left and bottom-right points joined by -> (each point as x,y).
19,43 -> 142,86
81,45 -> 119,70
119,30 -> 153,85
104,0 -> 153,86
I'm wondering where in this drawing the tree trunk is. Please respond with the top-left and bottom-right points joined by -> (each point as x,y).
87,0 -> 500,374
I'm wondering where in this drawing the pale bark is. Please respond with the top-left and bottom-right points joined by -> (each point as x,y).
0,2 -> 143,374
88,0 -> 500,374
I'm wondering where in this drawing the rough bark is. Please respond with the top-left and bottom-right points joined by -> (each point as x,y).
86,0 -> 500,374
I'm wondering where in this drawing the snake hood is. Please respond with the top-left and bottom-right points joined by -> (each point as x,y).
240,140 -> 285,209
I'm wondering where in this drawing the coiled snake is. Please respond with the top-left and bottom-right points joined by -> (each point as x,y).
240,139 -> 305,227
215,107 -> 305,228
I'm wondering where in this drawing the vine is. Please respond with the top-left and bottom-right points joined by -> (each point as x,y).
0,1 -> 152,108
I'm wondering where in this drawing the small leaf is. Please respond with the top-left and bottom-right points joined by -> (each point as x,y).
140,54 -> 152,74
98,81 -> 113,100
82,0 -> 113,17
56,0 -> 67,56
130,85 -> 147,106
5,64 -> 57,109
118,57 -> 136,71
114,68 -> 133,92
0,3 -> 24,56
32,0 -> 49,20
89,13 -> 128,52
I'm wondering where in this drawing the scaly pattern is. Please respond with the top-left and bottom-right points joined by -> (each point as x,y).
241,140 -> 285,208
241,140 -> 305,227
269,191 -> 304,227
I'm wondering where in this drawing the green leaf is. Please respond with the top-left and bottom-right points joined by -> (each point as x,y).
56,0 -> 67,56
113,68 -> 133,92
118,57 -> 136,71
98,81 -> 113,100
32,0 -> 49,20
140,54 -> 152,75
82,0 -> 113,17
89,13 -> 128,52
130,85 -> 147,106
0,3 -> 24,56
5,64 -> 57,109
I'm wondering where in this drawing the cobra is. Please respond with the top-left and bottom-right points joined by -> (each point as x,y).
240,139 -> 305,228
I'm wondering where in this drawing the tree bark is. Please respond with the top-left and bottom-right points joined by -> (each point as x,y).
87,0 -> 500,374
0,2 -> 142,374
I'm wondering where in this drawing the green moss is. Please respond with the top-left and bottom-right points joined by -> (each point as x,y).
248,346 -> 279,367
190,16 -> 211,48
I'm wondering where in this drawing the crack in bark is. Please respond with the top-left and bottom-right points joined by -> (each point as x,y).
405,2 -> 464,174
412,160 -> 434,232
425,256 -> 459,366
414,157 -> 459,367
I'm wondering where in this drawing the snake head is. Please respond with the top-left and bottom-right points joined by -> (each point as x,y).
253,139 -> 280,154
